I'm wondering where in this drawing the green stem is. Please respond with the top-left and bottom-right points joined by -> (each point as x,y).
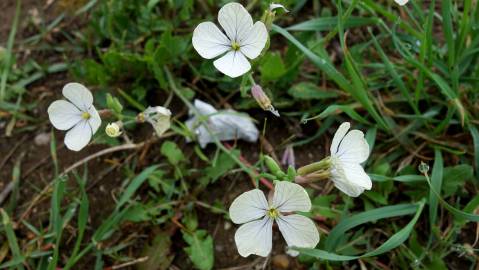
297,157 -> 331,176
164,67 -> 258,185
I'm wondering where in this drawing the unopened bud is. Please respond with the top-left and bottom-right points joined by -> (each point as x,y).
251,85 -> 280,117
105,122 -> 122,137
418,162 -> 429,174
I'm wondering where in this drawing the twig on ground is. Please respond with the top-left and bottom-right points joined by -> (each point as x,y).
17,141 -> 151,221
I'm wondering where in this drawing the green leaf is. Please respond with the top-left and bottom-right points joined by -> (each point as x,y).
442,165 -> 473,197
0,209 -> 25,270
161,141 -> 186,165
259,52 -> 286,82
325,202 -> 421,251
295,200 -> 425,261
287,17 -> 379,31
288,82 -> 338,100
297,200 -> 425,261
470,125 -> 479,182
200,150 -> 239,185
183,230 -> 214,270
429,149 -> 443,226
138,231 -> 174,270
116,165 -> 159,209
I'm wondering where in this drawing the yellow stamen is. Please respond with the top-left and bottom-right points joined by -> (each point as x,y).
231,41 -> 241,51
81,112 -> 91,120
267,208 -> 279,219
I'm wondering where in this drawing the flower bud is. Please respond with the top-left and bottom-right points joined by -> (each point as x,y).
251,85 -> 280,117
105,122 -> 122,137
264,155 -> 284,177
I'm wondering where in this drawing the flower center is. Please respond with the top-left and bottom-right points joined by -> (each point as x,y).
266,208 -> 279,219
81,112 -> 91,120
231,41 -> 241,51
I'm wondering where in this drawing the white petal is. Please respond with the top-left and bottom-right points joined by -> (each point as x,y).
269,3 -> 289,12
211,110 -> 259,142
395,0 -> 409,5
336,130 -> 370,164
192,22 -> 231,59
62,83 -> 94,111
64,120 -> 92,151
47,100 -> 82,130
234,216 -> 273,257
272,181 -> 311,212
218,2 -> 253,42
144,106 -> 172,137
87,105 -> 101,134
330,122 -> 350,156
240,22 -> 268,59
213,50 -> 251,78
331,161 -> 372,197
193,99 -> 217,115
186,100 -> 259,148
229,189 -> 268,224
276,214 -> 319,256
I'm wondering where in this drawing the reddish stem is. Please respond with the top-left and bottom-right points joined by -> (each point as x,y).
223,143 -> 274,190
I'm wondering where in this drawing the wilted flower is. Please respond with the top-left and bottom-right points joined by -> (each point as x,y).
192,2 -> 268,78
185,99 -> 259,148
251,84 -> 279,117
281,145 -> 295,168
142,106 -> 171,137
395,0 -> 409,5
105,122 -> 122,138
47,83 -> 101,151
269,3 -> 289,12
229,181 -> 319,257
329,122 -> 371,197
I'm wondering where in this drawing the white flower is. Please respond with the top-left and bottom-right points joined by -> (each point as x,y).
192,2 -> 268,78
229,181 -> 319,257
105,122 -> 122,138
269,3 -> 289,12
394,0 -> 409,5
185,99 -> 259,148
329,122 -> 371,197
47,83 -> 101,151
143,106 -> 171,137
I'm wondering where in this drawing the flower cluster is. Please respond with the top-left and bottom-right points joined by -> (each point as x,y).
46,1 -> 375,260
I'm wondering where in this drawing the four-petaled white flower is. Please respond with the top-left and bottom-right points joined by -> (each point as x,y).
229,181 -> 319,257
48,83 -> 101,151
329,122 -> 371,197
394,0 -> 409,5
192,2 -> 268,78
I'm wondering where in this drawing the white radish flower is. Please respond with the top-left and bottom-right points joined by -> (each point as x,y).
192,2 -> 268,78
229,181 -> 319,257
47,83 -> 101,151
329,122 -> 371,197
394,0 -> 409,5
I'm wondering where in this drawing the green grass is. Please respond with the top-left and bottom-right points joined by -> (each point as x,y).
0,0 -> 479,269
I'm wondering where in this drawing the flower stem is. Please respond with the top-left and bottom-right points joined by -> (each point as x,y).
297,156 -> 331,176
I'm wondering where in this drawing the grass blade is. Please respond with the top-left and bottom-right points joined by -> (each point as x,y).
0,0 -> 21,101
0,209 -> 24,270
298,200 -> 425,261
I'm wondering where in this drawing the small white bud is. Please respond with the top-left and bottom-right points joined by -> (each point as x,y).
105,122 -> 122,138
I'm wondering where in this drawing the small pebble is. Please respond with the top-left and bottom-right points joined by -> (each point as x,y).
272,254 -> 290,269
34,132 -> 51,146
